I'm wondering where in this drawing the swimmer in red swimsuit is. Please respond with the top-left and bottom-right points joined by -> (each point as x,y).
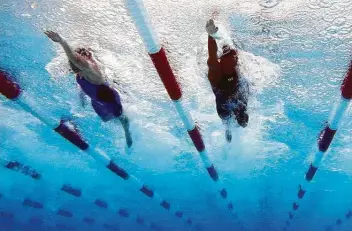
45,31 -> 133,148
206,19 -> 249,142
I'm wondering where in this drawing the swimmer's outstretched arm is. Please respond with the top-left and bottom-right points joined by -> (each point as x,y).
206,19 -> 222,88
44,31 -> 89,70
206,19 -> 219,63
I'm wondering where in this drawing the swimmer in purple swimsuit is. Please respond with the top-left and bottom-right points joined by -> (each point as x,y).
45,31 -> 133,148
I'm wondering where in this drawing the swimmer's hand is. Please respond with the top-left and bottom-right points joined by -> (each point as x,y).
45,31 -> 77,67
206,19 -> 218,36
44,31 -> 63,43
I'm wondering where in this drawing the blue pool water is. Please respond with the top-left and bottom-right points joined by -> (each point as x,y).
0,0 -> 351,231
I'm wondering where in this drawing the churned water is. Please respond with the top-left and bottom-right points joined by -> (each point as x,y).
0,0 -> 351,231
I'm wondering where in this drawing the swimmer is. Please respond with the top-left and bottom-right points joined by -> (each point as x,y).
45,31 -> 133,147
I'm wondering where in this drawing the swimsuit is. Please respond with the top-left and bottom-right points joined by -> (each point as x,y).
76,74 -> 123,122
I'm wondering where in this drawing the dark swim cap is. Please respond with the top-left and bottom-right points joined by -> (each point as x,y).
75,47 -> 92,59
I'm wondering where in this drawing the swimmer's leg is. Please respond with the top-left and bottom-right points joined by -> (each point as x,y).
98,85 -> 133,148
92,99 -> 133,148
233,102 -> 248,128
223,119 -> 232,143
118,113 -> 133,148
231,87 -> 249,128
216,100 -> 232,143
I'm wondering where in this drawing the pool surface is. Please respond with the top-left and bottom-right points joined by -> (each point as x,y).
0,0 -> 351,231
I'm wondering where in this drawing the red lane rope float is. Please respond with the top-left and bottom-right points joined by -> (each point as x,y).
283,59 -> 352,230
322,61 -> 352,231
123,0 -> 234,217
149,48 -> 182,101
0,70 -> 21,100
0,70 -> 180,230
341,60 -> 352,100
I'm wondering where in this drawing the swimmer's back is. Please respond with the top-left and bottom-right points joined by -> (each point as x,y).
76,57 -> 106,85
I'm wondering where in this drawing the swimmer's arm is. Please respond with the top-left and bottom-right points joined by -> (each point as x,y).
44,31 -> 79,65
207,35 -> 222,87
59,39 -> 75,62
45,31 -> 94,76
208,35 -> 219,64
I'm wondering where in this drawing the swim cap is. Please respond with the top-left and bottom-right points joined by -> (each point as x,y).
75,47 -> 92,59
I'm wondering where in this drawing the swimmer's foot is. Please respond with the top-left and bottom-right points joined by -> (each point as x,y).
235,111 -> 249,128
225,129 -> 232,143
125,131 -> 133,148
